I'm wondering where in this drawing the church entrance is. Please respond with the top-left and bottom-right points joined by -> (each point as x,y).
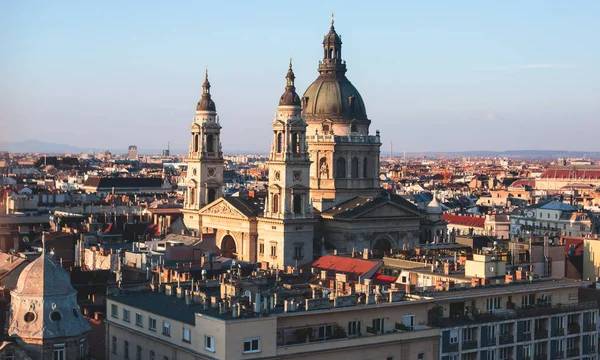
221,235 -> 237,259
372,237 -> 392,258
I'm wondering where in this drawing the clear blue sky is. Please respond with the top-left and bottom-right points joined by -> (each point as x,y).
1,1 -> 599,153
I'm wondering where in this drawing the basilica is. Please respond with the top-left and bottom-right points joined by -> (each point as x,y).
181,20 -> 443,269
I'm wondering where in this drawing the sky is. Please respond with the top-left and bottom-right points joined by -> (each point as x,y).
1,1 -> 599,154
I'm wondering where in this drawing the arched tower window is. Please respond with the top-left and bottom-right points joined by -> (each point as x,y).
193,134 -> 199,152
351,157 -> 359,178
189,185 -> 196,205
291,132 -> 299,154
329,48 -> 334,59
207,188 -> 216,203
336,157 -> 346,179
206,134 -> 214,153
272,193 -> 280,213
350,123 -> 357,133
293,194 -> 302,215
363,158 -> 368,178
276,132 -> 283,153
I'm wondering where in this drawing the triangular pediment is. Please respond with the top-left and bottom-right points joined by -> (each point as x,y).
357,203 -> 417,219
199,198 -> 247,219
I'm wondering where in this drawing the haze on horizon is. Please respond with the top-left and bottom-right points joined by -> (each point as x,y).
1,1 -> 599,154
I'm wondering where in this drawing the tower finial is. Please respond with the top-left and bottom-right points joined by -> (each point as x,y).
204,67 -> 208,81
289,57 -> 293,69
330,12 -> 335,29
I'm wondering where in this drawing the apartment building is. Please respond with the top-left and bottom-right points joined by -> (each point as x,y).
105,274 -> 598,360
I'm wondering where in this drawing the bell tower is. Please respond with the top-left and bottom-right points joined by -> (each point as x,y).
263,62 -> 312,219
182,71 -> 224,231
258,62 -> 314,268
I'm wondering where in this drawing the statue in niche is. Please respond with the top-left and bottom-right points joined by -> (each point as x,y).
319,158 -> 329,179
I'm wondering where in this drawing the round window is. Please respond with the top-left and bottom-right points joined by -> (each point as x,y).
24,312 -> 36,322
50,311 -> 62,321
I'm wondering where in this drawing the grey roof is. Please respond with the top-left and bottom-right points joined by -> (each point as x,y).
538,200 -> 577,212
321,191 -> 422,219
109,291 -> 206,324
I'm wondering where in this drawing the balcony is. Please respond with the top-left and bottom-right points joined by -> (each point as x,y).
276,323 -> 347,346
462,340 -> 478,350
550,351 -> 564,360
534,328 -> 548,340
567,322 -> 580,334
534,354 -> 547,360
442,342 -> 459,353
583,345 -> 596,355
517,332 -> 532,342
566,348 -> 580,357
550,327 -> 564,337
583,322 -> 596,332
500,333 -> 514,345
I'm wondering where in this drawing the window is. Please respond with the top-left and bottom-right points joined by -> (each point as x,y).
124,340 -> 130,359
205,335 -> 215,352
53,344 -> 65,360
259,243 -> 264,255
206,134 -> 215,153
336,157 -> 346,178
276,132 -> 283,153
272,193 -> 279,213
162,321 -> 171,336
111,304 -> 118,318
294,244 -> 303,260
351,157 -> 359,178
207,188 -> 216,203
486,297 -> 501,312
372,318 -> 385,334
402,314 -> 415,330
270,245 -> 277,257
149,350 -> 155,360
363,157 -> 368,178
123,308 -> 130,323
136,345 -> 142,360
293,194 -> 302,214
183,327 -> 192,343
449,329 -> 459,344
135,313 -> 143,327
348,320 -> 361,336
243,337 -> 260,353
112,336 -> 117,354
149,317 -> 157,331
79,338 -> 86,359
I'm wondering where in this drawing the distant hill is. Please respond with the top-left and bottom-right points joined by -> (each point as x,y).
1,140 -> 598,159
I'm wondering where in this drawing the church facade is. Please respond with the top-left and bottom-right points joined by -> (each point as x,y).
182,21 -> 440,269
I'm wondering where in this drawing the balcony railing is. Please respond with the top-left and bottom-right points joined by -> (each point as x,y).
442,343 -> 459,353
517,332 -> 532,342
566,348 -> 580,357
583,322 -> 596,332
499,334 -> 514,345
550,327 -> 564,337
534,354 -> 548,360
567,322 -> 580,334
462,340 -> 478,350
534,329 -> 548,339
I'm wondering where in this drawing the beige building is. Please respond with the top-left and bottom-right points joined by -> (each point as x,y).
105,276 -> 597,360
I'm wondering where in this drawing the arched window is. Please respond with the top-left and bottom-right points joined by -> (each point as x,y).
291,132 -> 300,154
272,193 -> 279,213
193,134 -> 199,152
189,185 -> 196,205
363,157 -> 368,178
322,124 -> 330,133
206,134 -> 214,153
276,132 -> 283,153
293,194 -> 302,215
336,157 -> 346,179
207,188 -> 216,203
350,124 -> 357,133
351,157 -> 359,178
329,48 -> 333,59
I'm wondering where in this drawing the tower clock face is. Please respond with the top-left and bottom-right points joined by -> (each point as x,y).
293,171 -> 301,181
208,168 -> 215,177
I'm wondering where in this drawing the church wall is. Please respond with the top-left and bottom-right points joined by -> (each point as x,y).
322,218 -> 421,254
257,218 -> 314,269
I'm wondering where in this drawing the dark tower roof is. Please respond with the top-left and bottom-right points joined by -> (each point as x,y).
279,61 -> 301,106
302,17 -> 368,122
197,70 -> 216,112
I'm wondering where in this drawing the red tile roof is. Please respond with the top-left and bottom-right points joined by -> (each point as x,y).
541,168 -> 600,180
442,213 -> 485,228
311,255 -> 381,276
373,272 -> 397,283
509,179 -> 535,189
